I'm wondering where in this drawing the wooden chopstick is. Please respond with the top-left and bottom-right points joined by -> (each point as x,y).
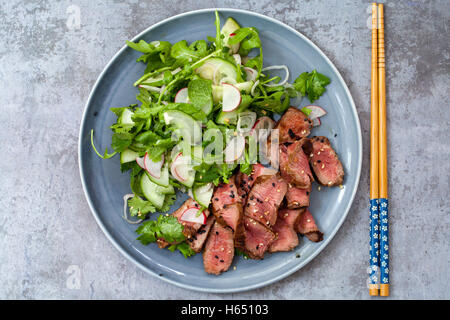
377,3 -> 390,297
369,2 -> 380,297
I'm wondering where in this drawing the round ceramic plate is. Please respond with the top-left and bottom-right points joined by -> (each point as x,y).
79,8 -> 362,293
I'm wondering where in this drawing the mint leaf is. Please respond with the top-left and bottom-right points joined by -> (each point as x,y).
188,79 -> 213,115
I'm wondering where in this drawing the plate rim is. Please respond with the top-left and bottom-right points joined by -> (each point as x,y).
78,7 -> 362,293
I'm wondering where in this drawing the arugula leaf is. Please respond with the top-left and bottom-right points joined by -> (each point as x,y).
128,195 -> 156,217
214,11 -> 223,50
168,242 -> 196,258
171,40 -> 209,64
293,70 -> 331,102
251,91 -> 290,114
228,27 -> 261,56
188,78 -> 213,114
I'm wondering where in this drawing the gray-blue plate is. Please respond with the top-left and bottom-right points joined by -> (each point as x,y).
78,8 -> 362,293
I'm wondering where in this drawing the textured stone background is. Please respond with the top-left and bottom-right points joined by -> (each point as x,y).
0,0 -> 448,299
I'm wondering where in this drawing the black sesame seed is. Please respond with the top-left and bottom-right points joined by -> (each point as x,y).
214,198 -> 219,201
306,191 -> 309,195
219,259 -> 224,263
256,245 -> 259,250
230,194 -> 235,198
288,128 -> 296,139
93,111 -> 98,116
249,176 -> 253,181
334,133 -> 338,137
216,231 -> 219,235
250,196 -> 254,200
187,238 -> 194,242
317,160 -> 321,163
229,185 -> 233,188
272,183 -> 276,187
215,255 -> 219,259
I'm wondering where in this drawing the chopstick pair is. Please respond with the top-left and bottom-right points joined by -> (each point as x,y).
369,3 -> 389,297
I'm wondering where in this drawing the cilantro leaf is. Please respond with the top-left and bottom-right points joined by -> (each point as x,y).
293,70 -> 331,103
128,195 -> 156,217
136,215 -> 186,245
168,242 -> 196,258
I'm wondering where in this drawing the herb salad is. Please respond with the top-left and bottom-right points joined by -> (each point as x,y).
91,11 -> 330,258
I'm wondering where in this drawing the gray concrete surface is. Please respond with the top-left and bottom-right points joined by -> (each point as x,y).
0,0 -> 448,300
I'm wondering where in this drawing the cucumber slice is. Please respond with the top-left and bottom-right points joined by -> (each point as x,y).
196,58 -> 237,85
146,163 -> 169,187
120,149 -> 139,164
163,110 -> 202,145
221,17 -> 241,53
215,101 -> 250,125
119,109 -> 134,125
193,183 -> 214,207
140,174 -> 165,209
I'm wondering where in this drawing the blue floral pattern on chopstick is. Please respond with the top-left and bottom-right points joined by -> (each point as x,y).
369,198 -> 380,286
379,198 -> 389,285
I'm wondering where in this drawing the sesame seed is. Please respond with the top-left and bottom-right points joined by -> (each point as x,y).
310,153 -> 314,158
321,164 -> 325,169
284,213 -> 289,217
318,186 -> 321,191
233,266 -> 237,270
307,219 -> 311,223
301,170 -> 304,174
221,247 -> 224,251
254,209 -> 258,212
265,198 -> 269,202
339,184 -> 344,189
317,151 -> 321,155
264,211 -> 269,215
313,162 -> 317,166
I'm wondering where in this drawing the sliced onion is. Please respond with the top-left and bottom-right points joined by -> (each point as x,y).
224,135 -> 246,163
244,67 -> 258,82
180,207 -> 206,224
171,67 -> 182,75
232,54 -> 242,65
250,80 -> 260,96
261,65 -> 289,87
123,194 -> 142,224
144,152 -> 164,179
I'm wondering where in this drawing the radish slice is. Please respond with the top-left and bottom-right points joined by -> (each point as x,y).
174,87 -> 189,103
302,105 -> 327,119
232,54 -> 241,65
224,135 -> 246,163
170,152 -> 193,182
237,111 -> 257,133
222,83 -> 241,112
135,156 -> 146,169
144,152 -> 164,179
252,116 -> 276,134
261,65 -> 289,87
312,117 -> 321,127
244,67 -> 258,82
180,207 -> 207,224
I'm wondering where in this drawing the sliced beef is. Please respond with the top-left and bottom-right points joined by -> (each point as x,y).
236,163 -> 277,200
189,215 -> 215,253
203,221 -> 235,275
285,185 -> 311,209
279,140 -> 314,189
242,216 -> 276,259
213,202 -> 243,233
295,208 -> 324,242
244,174 -> 287,227
269,209 -> 301,252
306,136 -> 344,187
212,176 -> 240,214
275,107 -> 312,143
